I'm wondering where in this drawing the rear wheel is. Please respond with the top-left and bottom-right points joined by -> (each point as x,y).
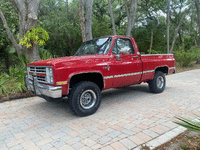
148,71 -> 166,93
68,81 -> 102,116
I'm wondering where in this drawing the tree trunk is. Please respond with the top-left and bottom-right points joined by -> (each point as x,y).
12,0 -> 40,62
195,0 -> 200,46
85,0 -> 93,41
149,29 -> 153,54
167,0 -> 170,54
79,0 -> 93,42
169,3 -> 193,53
79,0 -> 86,42
189,10 -> 198,46
66,0 -> 68,13
126,0 -> 137,37
0,10 -> 22,57
108,0 -> 116,35
178,30 -> 183,46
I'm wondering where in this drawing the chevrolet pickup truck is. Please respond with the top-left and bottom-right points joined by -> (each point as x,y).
25,35 -> 175,116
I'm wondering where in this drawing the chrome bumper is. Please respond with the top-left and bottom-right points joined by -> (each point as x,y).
25,75 -> 62,98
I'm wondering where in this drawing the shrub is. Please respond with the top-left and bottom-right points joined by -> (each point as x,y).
173,46 -> 200,67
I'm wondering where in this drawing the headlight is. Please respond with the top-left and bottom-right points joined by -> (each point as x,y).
46,67 -> 54,84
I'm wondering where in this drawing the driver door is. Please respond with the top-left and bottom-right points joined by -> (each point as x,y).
111,38 -> 142,87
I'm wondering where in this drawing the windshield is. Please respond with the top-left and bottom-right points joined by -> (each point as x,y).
74,37 -> 112,56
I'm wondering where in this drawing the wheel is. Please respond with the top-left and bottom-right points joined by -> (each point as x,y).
68,81 -> 102,117
41,95 -> 62,102
148,71 -> 166,93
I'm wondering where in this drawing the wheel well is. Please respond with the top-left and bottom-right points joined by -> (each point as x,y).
69,73 -> 104,91
155,66 -> 168,74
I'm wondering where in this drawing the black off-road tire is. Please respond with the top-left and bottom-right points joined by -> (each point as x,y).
148,71 -> 166,93
68,81 -> 102,117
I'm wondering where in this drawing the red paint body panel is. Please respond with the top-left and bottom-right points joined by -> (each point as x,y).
27,36 -> 175,96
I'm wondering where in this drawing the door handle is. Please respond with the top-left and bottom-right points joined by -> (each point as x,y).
132,56 -> 138,58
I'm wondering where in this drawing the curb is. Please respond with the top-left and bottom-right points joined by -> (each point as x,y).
133,126 -> 187,150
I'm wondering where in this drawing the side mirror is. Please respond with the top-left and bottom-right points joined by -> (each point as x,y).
116,54 -> 121,61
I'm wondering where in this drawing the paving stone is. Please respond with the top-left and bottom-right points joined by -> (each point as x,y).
66,137 -> 83,145
81,138 -> 96,147
10,145 -> 24,150
110,141 -> 128,150
89,134 -> 100,140
51,139 -> 66,148
107,131 -> 122,138
143,129 -> 159,138
120,138 -> 137,149
98,136 -> 112,145
71,142 -> 84,150
40,143 -> 53,150
121,129 -> 135,135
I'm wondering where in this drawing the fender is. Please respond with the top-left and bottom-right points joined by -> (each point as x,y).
67,71 -> 105,95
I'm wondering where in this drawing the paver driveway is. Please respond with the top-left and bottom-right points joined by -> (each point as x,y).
0,69 -> 200,150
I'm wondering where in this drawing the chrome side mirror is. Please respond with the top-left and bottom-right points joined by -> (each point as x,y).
116,54 -> 121,61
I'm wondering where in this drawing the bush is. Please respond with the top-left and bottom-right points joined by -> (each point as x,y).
173,46 -> 200,67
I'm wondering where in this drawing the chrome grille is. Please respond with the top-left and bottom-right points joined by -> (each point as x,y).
37,76 -> 46,82
28,66 -> 48,83
30,67 -> 46,74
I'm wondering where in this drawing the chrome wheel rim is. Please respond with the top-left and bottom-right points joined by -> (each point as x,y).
80,90 -> 96,109
157,76 -> 164,89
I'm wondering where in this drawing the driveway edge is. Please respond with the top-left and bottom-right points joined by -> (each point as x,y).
133,126 -> 187,150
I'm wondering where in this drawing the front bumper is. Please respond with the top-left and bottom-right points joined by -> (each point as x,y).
25,75 -> 62,98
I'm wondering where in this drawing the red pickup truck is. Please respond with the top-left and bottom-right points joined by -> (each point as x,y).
25,35 -> 175,116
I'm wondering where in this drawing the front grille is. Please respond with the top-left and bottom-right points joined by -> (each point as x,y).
37,76 -> 46,82
28,66 -> 49,83
30,67 -> 46,74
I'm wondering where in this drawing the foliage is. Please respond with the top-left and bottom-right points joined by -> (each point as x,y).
39,47 -> 54,60
174,116 -> 200,133
147,49 -> 161,54
19,27 -> 49,48
173,46 -> 200,67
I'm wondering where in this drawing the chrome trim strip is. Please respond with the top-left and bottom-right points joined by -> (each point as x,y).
141,54 -> 174,56
143,70 -> 154,73
104,76 -> 114,79
103,72 -> 142,79
169,67 -> 175,70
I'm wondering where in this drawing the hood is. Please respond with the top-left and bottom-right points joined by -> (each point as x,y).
28,55 -> 99,68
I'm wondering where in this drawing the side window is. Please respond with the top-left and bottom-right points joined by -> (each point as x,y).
112,38 -> 135,55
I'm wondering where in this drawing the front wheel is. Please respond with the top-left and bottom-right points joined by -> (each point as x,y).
148,71 -> 166,93
68,81 -> 102,117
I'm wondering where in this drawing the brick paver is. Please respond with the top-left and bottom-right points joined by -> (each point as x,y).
0,69 -> 200,149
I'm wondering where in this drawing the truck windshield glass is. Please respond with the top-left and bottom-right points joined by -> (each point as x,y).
74,37 -> 112,56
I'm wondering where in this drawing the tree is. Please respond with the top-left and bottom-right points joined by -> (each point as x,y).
170,2 -> 194,53
108,0 -> 116,35
167,0 -> 170,54
125,0 -> 138,37
0,0 -> 41,62
79,0 -> 93,42
195,0 -> 200,46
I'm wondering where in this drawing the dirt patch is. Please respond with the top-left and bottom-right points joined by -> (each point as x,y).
0,91 -> 34,103
175,63 -> 200,73
140,130 -> 200,150
154,130 -> 200,150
